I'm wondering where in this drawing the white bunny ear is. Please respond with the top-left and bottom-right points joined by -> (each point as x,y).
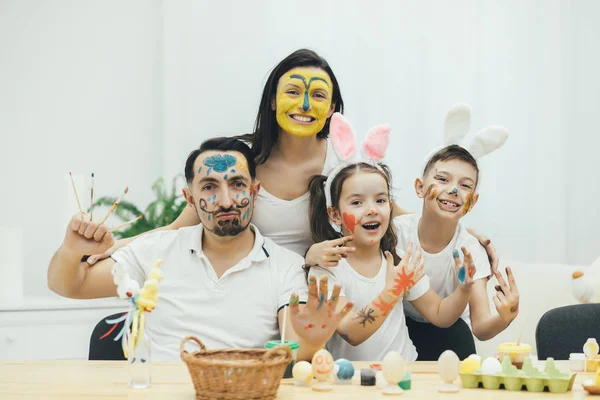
467,126 -> 509,159
444,103 -> 472,145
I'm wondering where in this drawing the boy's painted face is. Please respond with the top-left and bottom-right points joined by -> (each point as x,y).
183,150 -> 258,237
330,171 -> 391,246
275,67 -> 334,138
416,159 -> 479,219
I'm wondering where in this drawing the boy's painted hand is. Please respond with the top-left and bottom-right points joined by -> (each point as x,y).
493,267 -> 519,324
454,246 -> 476,289
289,275 -> 353,347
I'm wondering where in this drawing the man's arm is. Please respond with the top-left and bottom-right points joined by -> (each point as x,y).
48,213 -> 118,299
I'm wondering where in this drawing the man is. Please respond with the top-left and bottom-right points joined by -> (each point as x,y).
48,137 -> 353,360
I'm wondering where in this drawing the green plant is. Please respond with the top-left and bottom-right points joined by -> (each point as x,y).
93,176 -> 188,239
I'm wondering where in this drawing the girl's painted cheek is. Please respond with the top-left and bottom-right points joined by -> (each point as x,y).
342,212 -> 361,234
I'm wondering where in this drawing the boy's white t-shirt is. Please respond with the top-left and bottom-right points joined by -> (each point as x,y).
393,214 -> 491,326
309,255 -> 430,361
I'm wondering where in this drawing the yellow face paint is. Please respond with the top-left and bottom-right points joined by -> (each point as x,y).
275,67 -> 333,137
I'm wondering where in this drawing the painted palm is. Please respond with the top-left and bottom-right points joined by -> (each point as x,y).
92,176 -> 187,239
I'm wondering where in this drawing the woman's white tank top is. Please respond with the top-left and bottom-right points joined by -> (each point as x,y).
252,140 -> 339,255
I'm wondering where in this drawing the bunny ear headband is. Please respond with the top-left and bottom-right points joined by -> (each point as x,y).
424,102 -> 509,168
324,113 -> 391,208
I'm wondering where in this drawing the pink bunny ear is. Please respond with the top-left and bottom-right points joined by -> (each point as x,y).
361,123 -> 390,161
329,113 -> 357,160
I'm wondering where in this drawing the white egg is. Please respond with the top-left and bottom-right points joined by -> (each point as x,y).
437,350 -> 459,383
382,351 -> 405,384
292,361 -> 313,385
481,357 -> 503,375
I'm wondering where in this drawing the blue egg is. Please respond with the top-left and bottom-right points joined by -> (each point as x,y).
334,359 -> 355,381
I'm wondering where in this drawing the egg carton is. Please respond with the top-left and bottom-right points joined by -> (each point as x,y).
460,356 -> 577,393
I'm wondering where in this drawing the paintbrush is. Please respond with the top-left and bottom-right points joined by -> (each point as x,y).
89,173 -> 95,221
99,186 -> 129,225
69,172 -> 84,217
110,215 -> 143,232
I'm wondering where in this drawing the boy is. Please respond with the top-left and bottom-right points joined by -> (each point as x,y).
396,144 -> 519,340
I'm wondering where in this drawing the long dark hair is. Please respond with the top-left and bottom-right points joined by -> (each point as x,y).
308,163 -> 401,265
237,49 -> 345,165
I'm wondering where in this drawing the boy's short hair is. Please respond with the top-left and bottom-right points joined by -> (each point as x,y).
423,145 -> 479,184
185,137 -> 256,184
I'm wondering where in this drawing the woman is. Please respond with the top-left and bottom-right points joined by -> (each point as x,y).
87,48 -> 497,269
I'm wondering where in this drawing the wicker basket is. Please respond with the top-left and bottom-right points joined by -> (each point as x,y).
180,336 -> 292,400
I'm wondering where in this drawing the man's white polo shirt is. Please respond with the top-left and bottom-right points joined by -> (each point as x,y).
111,224 -> 307,360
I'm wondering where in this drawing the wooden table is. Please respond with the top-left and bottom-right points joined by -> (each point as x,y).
0,360 -> 594,399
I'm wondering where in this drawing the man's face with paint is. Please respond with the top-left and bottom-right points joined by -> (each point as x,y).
329,171 -> 392,247
415,159 -> 479,220
274,67 -> 334,138
183,150 -> 258,238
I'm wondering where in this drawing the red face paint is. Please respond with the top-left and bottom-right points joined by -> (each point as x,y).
304,324 -> 315,330
321,324 -> 327,329
342,212 -> 360,233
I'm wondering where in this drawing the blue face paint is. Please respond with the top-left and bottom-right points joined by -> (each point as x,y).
208,215 -> 211,221
458,266 -> 466,284
450,188 -> 458,195
453,249 -> 460,258
289,74 -> 329,113
203,154 -> 237,175
224,174 -> 228,180
197,167 -> 202,174
212,194 -> 216,200
236,194 -> 239,199
303,91 -> 310,112
231,169 -> 236,173
242,190 -> 246,196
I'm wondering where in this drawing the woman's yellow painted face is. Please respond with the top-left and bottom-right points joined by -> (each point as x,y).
275,67 -> 334,137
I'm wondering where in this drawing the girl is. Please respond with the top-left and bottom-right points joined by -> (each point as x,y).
307,113 -> 476,361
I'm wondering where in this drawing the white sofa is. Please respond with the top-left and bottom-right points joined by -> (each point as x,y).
474,259 -> 585,358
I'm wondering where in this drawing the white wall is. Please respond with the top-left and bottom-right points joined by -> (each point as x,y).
0,0 -> 598,300
0,0 -> 163,297
162,0 -> 598,266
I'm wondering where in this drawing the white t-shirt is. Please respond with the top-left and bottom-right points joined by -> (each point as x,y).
252,139 -> 340,256
111,224 -> 307,360
309,255 -> 430,361
394,214 -> 491,325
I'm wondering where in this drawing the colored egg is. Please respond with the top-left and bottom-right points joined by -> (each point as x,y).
437,350 -> 459,383
382,351 -> 405,384
481,356 -> 503,375
292,361 -> 313,385
459,357 -> 481,374
334,359 -> 354,381
312,349 -> 334,380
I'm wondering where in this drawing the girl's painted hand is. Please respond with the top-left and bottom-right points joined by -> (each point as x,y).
384,242 -> 425,297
